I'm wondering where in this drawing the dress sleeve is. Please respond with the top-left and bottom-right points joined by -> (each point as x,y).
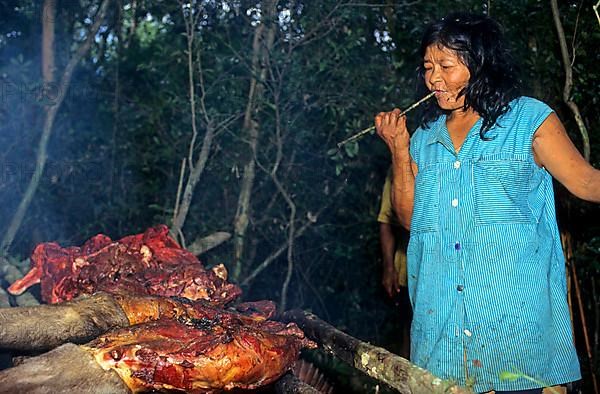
520,97 -> 554,140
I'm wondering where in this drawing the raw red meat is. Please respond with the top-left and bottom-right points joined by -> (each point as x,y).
8,225 -> 241,305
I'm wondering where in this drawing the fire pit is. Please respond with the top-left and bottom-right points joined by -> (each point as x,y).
0,226 -> 471,393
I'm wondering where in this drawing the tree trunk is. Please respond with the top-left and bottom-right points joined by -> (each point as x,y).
0,293 -> 128,351
0,343 -> 129,394
232,0 -> 278,282
281,309 -> 473,394
41,0 -> 56,85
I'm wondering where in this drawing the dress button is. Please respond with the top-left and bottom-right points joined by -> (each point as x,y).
457,284 -> 464,292
453,160 -> 461,169
451,198 -> 459,207
464,329 -> 472,337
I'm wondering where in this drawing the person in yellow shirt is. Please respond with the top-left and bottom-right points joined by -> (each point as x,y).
377,168 -> 412,358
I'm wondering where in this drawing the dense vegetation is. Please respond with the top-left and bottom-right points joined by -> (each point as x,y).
0,0 -> 598,391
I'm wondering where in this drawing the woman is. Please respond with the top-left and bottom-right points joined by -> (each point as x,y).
375,12 -> 600,394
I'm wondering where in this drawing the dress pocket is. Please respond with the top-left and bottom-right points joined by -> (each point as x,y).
411,166 -> 440,233
472,158 -> 535,225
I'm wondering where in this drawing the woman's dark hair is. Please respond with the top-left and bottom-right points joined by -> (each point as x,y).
417,12 -> 521,138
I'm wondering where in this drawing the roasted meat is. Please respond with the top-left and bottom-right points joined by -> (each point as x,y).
83,313 -> 316,393
112,293 -> 277,327
8,225 -> 241,305
4,227 -> 317,393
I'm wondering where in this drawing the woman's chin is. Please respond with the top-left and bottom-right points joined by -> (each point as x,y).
435,98 -> 464,111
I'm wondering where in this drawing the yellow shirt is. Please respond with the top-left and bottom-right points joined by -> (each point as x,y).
377,170 -> 409,287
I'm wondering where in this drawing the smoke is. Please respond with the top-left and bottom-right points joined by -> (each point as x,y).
0,1 -> 123,257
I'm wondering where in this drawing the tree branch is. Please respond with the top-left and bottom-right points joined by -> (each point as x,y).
241,182 -> 345,288
550,0 -> 590,161
170,2 -> 218,240
232,0 -> 278,282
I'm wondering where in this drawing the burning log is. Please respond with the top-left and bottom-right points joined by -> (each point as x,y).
282,309 -> 474,394
0,343 -> 129,394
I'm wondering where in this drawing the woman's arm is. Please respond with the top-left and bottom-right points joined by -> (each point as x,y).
379,222 -> 400,298
375,110 -> 418,229
390,159 -> 417,230
533,113 -> 600,203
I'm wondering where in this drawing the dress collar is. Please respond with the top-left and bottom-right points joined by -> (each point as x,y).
425,115 -> 483,155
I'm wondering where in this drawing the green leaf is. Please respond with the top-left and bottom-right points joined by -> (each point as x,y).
344,141 -> 359,158
499,371 -> 521,381
326,148 -> 338,156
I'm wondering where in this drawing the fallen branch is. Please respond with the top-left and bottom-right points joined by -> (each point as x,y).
187,231 -> 232,256
281,309 -> 473,394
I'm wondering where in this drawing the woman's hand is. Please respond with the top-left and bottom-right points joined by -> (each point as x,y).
375,109 -> 417,230
382,265 -> 401,299
375,109 -> 410,159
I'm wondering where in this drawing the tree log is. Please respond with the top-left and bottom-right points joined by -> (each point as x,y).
281,309 -> 473,394
187,231 -> 231,256
0,293 -> 128,351
274,372 -> 321,394
0,343 -> 129,394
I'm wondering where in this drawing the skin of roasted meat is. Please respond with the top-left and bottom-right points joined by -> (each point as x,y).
112,293 -> 277,327
83,314 -> 316,393
8,225 -> 241,305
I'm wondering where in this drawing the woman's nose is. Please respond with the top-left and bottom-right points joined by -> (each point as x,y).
428,66 -> 442,84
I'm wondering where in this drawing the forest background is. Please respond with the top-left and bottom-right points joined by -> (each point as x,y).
0,0 -> 598,391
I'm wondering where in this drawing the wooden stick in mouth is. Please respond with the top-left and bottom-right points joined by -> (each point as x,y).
336,91 -> 436,148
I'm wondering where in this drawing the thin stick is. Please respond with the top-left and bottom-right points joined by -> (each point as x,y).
337,91 -> 435,148
172,158 -> 186,226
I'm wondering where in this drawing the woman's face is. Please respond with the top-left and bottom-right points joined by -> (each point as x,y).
423,44 -> 471,111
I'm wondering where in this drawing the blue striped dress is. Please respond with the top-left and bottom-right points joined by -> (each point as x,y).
407,96 -> 581,392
